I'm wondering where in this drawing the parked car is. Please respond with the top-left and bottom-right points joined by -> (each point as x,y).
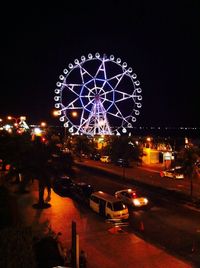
160,166 -> 184,179
100,155 -> 111,163
115,158 -> 130,167
91,153 -> 101,161
115,188 -> 149,208
72,182 -> 94,204
52,176 -> 74,196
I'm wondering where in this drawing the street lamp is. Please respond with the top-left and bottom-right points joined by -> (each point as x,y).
52,110 -> 60,117
40,122 -> 47,128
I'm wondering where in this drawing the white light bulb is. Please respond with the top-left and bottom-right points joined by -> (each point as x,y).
69,127 -> 73,133
54,96 -> 60,101
135,80 -> 140,86
122,62 -> 127,68
128,67 -> 132,73
132,117 -> 136,122
55,103 -> 60,108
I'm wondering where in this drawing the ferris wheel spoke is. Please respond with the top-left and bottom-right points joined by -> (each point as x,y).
93,80 -> 98,94
63,97 -> 81,110
83,85 -> 96,96
101,98 -> 113,107
100,88 -> 114,96
83,98 -> 95,110
78,113 -> 87,131
80,66 -> 94,84
94,60 -> 107,80
61,83 -> 81,97
107,103 -> 124,119
107,73 -> 126,90
115,93 -> 133,102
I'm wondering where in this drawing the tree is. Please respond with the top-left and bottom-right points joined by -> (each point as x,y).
73,135 -> 93,160
177,145 -> 200,199
110,136 -> 143,163
0,226 -> 37,268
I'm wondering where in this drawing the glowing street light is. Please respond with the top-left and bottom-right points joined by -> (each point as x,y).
72,111 -> 78,117
52,110 -> 60,117
40,122 -> 47,127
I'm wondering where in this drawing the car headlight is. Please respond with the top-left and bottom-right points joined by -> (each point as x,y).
133,199 -> 140,206
144,198 -> 148,204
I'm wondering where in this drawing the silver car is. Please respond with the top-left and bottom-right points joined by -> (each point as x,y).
160,166 -> 184,179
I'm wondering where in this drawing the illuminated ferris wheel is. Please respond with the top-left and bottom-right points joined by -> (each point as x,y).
54,53 -> 142,136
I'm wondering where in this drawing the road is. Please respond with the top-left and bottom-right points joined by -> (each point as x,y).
72,160 -> 200,267
76,159 -> 200,200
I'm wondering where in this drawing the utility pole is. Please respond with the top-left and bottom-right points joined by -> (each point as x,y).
71,221 -> 77,268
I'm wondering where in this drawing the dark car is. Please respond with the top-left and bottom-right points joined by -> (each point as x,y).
52,176 -> 74,196
91,153 -> 101,161
116,158 -> 130,167
72,182 -> 94,204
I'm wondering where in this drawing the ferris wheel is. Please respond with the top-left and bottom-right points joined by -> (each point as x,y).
54,53 -> 142,136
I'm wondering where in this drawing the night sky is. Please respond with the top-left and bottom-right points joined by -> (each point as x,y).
1,1 -> 199,127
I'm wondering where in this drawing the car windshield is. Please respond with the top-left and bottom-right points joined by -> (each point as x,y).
170,167 -> 184,173
113,201 -> 126,211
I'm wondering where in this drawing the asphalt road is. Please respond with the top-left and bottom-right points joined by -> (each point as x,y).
72,162 -> 200,267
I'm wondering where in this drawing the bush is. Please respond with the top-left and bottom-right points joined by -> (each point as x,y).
0,226 -> 37,268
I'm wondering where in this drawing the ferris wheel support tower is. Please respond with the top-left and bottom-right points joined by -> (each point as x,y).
81,94 -> 112,135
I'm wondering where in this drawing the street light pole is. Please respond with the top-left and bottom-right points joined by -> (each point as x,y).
122,165 -> 125,179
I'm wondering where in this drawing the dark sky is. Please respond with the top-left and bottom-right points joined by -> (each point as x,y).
1,1 -> 199,127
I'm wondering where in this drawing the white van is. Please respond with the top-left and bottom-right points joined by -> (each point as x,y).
89,191 -> 129,220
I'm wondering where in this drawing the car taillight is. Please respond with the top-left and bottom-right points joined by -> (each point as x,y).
132,193 -> 137,198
